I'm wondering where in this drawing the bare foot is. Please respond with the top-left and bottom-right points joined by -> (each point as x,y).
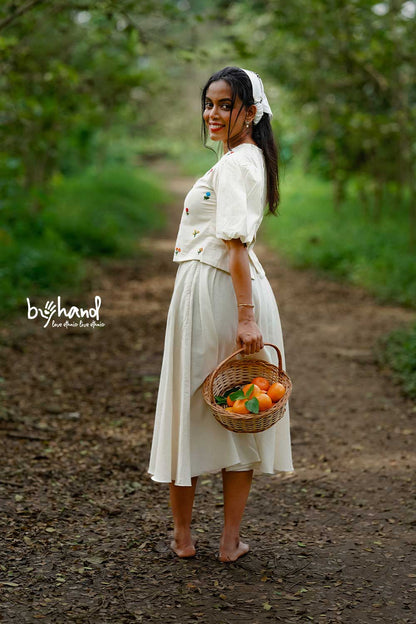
218,538 -> 250,563
170,534 -> 196,558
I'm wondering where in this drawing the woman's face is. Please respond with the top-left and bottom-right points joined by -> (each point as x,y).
203,79 -> 253,147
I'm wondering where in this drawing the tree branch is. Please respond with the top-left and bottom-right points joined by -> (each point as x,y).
0,0 -> 47,32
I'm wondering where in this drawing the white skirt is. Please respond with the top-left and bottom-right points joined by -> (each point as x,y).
148,260 -> 294,486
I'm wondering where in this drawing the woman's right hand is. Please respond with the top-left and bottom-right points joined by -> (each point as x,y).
237,318 -> 264,355
224,237 -> 264,355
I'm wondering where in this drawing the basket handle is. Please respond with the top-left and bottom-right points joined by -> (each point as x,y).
208,342 -> 283,398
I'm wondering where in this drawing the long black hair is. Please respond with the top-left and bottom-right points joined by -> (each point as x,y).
201,66 -> 279,216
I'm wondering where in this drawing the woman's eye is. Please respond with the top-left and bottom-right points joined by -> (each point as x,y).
204,102 -> 231,110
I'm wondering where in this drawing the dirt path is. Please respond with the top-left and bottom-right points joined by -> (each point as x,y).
0,159 -> 415,623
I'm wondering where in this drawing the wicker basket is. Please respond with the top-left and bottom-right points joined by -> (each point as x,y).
202,343 -> 292,433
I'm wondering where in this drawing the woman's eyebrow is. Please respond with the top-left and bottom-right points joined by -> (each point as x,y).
205,97 -> 233,102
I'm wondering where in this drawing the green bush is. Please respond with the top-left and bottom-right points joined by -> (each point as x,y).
0,164 -> 168,319
44,165 -> 167,257
380,323 -> 416,399
0,202 -> 85,319
262,166 -> 416,308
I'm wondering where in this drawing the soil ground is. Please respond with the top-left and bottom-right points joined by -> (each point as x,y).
0,159 -> 415,623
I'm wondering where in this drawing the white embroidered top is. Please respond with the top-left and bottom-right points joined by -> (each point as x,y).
173,142 -> 267,279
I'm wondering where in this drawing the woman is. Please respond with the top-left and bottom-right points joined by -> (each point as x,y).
148,66 -> 293,562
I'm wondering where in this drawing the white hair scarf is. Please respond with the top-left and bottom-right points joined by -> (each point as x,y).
240,68 -> 273,125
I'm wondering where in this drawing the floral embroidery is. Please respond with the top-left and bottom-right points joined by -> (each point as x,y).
192,229 -> 200,238
203,192 -> 211,200
197,247 -> 203,254
185,207 -> 189,215
175,247 -> 181,255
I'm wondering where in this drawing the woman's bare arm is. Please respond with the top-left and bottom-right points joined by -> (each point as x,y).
224,238 -> 264,355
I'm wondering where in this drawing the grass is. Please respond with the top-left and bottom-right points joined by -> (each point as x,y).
379,322 -> 416,399
263,166 -> 416,309
177,145 -> 219,178
163,138 -> 220,178
0,164 -> 169,319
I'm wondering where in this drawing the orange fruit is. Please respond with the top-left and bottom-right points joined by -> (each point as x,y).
226,395 -> 234,407
225,406 -> 234,412
242,383 -> 262,399
231,399 -> 250,414
257,393 -> 273,412
268,382 -> 286,402
251,376 -> 270,392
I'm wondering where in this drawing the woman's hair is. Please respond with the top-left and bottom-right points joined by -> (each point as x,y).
201,66 -> 279,216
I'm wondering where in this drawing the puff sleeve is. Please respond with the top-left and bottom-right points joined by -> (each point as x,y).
214,154 -> 263,245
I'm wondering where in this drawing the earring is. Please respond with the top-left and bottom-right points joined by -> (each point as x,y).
246,122 -> 250,128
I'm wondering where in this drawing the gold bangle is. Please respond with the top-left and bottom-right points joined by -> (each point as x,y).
238,303 -> 254,308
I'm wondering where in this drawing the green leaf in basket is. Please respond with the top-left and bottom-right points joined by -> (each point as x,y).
224,386 -> 241,397
214,395 -> 228,405
244,384 -> 255,398
229,389 -> 245,401
246,397 -> 259,414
